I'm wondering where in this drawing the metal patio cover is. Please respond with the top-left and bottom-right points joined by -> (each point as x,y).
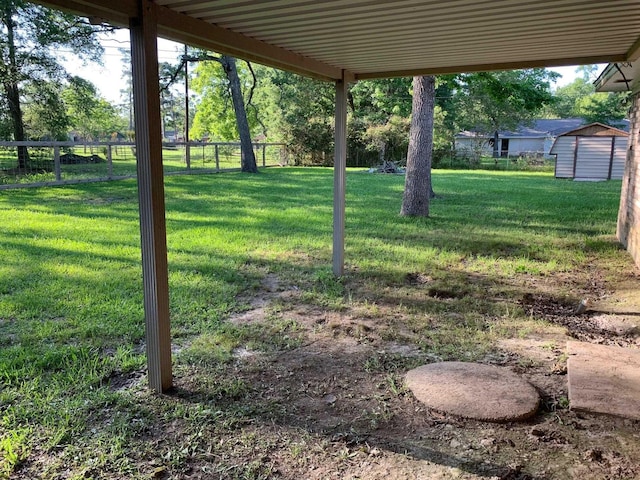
40,0 -> 640,80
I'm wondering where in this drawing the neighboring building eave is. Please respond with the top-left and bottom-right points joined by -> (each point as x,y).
595,62 -> 640,93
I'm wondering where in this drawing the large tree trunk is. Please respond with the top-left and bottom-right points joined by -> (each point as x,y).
5,82 -> 28,168
221,55 -> 257,173
2,4 -> 29,169
400,75 -> 435,217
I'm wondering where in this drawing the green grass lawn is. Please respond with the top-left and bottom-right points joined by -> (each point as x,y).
0,168 -> 631,478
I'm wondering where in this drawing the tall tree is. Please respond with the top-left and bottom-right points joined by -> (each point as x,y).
401,75 -> 435,217
457,69 -> 558,157
0,0 -> 104,168
221,55 -> 257,173
22,79 -> 69,140
549,68 -> 629,125
260,68 -> 334,164
350,78 -> 412,164
63,76 -> 125,143
159,61 -> 184,140
185,52 -> 259,173
118,47 -> 134,135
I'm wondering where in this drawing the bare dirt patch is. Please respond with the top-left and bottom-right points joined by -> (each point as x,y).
144,261 -> 640,480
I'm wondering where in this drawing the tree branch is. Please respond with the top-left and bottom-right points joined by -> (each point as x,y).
159,58 -> 187,94
182,54 -> 222,64
243,59 -> 266,136
161,53 -> 224,94
245,60 -> 257,107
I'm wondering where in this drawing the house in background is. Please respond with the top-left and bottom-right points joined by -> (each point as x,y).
550,122 -> 629,180
454,118 -> 629,158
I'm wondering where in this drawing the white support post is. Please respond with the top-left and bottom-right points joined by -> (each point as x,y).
333,73 -> 348,276
130,0 -> 172,393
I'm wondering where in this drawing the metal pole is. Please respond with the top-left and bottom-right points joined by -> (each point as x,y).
333,73 -> 348,276
130,0 -> 172,393
184,44 -> 191,171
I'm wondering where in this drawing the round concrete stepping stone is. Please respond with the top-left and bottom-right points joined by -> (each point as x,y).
405,362 -> 540,422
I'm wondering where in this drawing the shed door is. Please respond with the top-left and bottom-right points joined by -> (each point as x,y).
574,137 -> 613,180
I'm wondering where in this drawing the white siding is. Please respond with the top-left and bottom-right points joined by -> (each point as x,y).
508,138 -> 545,156
611,137 -> 628,180
574,137 -> 613,180
551,136 -> 576,178
454,137 -> 491,156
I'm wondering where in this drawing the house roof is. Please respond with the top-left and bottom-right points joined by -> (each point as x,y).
38,0 -> 640,81
456,118 -> 587,139
456,118 -> 632,139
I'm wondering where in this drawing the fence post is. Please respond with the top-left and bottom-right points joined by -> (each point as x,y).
107,144 -> 113,178
215,144 -> 220,171
262,144 -> 266,167
54,146 -> 61,182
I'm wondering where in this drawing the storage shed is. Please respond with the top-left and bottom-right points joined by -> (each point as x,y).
551,123 -> 629,180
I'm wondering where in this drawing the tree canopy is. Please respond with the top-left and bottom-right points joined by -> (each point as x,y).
456,69 -> 559,133
189,55 -> 261,142
548,72 -> 629,125
1,15 -> 629,174
0,0 -> 105,164
62,76 -> 125,141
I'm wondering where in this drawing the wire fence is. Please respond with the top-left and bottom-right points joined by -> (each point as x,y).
0,141 -> 290,189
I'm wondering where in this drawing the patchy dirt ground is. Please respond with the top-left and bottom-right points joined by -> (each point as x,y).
17,263 -> 640,480
151,261 -> 640,480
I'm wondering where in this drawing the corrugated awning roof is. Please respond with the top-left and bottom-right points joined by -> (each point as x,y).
39,0 -> 640,81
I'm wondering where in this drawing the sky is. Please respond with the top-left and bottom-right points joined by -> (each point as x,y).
62,30 -> 183,105
62,29 -> 606,105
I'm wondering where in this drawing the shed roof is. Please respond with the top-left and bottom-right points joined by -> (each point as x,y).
39,0 -> 640,81
558,122 -> 630,137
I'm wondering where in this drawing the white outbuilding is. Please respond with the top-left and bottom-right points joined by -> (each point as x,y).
550,123 -> 629,180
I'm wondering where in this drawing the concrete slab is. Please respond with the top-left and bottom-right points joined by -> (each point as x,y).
405,362 -> 540,423
567,341 -> 640,420
591,314 -> 640,337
